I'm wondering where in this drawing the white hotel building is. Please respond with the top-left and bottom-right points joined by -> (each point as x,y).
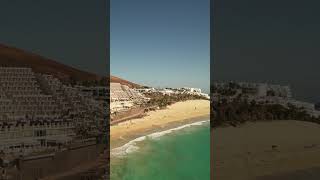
110,83 -> 147,114
0,67 -> 103,156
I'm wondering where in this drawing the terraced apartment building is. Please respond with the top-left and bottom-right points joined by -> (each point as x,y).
110,82 -> 147,114
0,67 -> 106,158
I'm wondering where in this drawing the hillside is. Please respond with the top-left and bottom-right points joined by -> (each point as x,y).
110,76 -> 140,88
0,43 -> 141,87
0,44 -> 101,82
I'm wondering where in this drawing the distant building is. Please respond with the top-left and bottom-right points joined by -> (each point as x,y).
136,87 -> 156,93
214,82 -> 292,99
181,87 -> 202,94
159,89 -> 175,95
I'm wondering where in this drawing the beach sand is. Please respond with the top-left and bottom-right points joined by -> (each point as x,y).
212,120 -> 320,180
110,100 -> 210,148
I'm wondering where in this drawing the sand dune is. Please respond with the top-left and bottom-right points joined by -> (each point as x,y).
110,100 -> 210,148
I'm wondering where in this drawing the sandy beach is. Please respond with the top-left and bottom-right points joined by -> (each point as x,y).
212,120 -> 320,180
110,100 -> 210,148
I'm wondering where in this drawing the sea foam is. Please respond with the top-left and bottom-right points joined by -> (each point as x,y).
111,119 -> 209,157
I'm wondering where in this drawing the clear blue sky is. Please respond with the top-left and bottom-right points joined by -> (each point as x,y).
111,0 -> 210,93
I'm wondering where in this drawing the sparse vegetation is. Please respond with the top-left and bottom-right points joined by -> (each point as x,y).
144,92 -> 208,109
211,97 -> 319,128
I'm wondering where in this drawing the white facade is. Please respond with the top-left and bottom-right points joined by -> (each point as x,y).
110,83 -> 147,113
0,67 -> 105,157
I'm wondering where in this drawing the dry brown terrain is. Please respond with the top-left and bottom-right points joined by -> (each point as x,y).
212,120 -> 320,180
0,43 -> 102,81
110,75 -> 141,88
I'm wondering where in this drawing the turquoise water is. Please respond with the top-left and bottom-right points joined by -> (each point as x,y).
111,121 -> 210,180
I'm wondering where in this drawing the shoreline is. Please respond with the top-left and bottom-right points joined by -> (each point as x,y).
111,117 -> 209,157
110,100 -> 210,149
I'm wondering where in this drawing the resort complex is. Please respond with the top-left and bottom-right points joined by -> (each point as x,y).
212,82 -> 320,127
0,66 -> 108,178
110,82 -> 209,122
110,82 -> 148,114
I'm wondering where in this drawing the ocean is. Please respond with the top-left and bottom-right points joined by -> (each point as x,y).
111,120 -> 210,180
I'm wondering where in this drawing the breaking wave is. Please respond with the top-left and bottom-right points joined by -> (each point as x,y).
111,119 -> 209,157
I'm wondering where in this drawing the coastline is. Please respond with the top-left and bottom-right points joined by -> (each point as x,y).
110,99 -> 210,149
111,118 -> 209,157
110,114 -> 210,180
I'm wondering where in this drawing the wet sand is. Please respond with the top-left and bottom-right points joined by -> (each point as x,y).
111,100 -> 210,148
212,120 -> 320,180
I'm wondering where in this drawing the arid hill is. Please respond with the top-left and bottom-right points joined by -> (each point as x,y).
0,43 -> 101,82
0,43 -> 140,87
110,76 -> 141,88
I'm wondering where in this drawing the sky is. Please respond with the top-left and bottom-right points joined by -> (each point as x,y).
0,0 -> 108,76
111,0 -> 210,93
213,0 -> 320,102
